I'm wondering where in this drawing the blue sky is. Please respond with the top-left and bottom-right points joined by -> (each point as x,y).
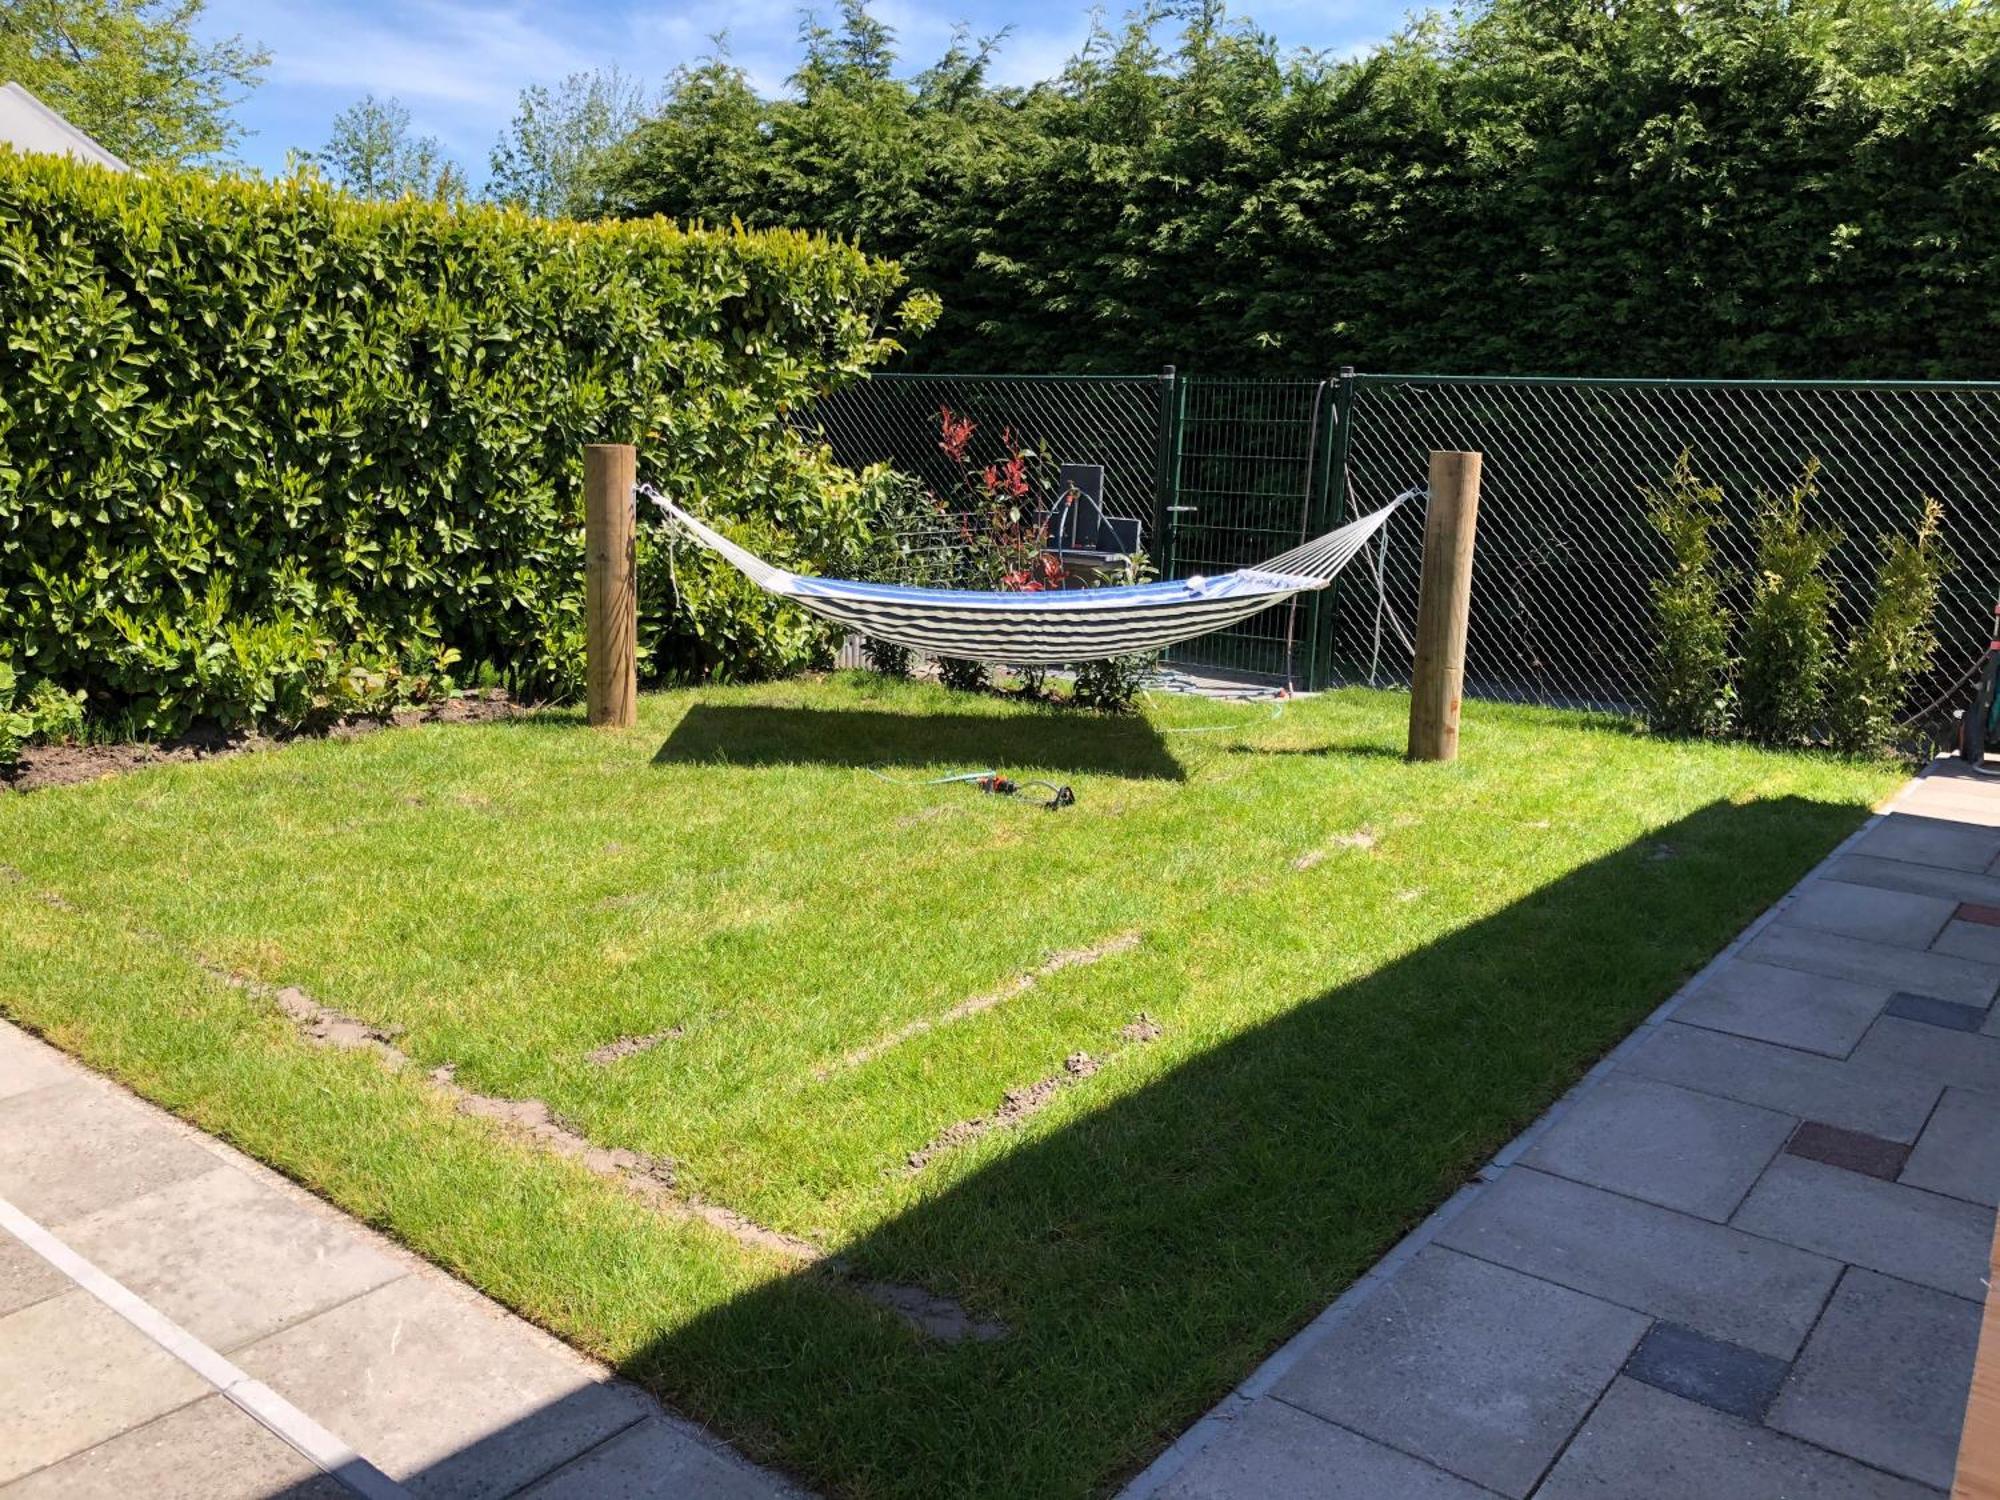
196,0 -> 1408,182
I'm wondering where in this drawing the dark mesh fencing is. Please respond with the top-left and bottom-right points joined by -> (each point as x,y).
1325,375 -> 2000,714
805,370 -> 2000,714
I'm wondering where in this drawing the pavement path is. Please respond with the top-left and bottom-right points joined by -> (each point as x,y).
1128,758 -> 2000,1500
0,1021 -> 800,1500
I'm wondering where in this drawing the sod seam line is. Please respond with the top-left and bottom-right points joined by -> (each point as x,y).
0,1193 -> 408,1500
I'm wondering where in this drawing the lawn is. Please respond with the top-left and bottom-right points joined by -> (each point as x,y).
0,674 -> 1900,1496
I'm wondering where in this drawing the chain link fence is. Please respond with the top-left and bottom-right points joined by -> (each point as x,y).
1326,375 -> 2000,716
805,370 -> 2000,717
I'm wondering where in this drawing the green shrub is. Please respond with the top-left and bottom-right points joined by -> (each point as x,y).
0,152 -> 928,737
936,657 -> 990,693
1829,498 -> 1949,756
0,662 -> 28,764
1070,653 -> 1157,714
1740,464 -> 1842,746
1644,455 -> 1735,737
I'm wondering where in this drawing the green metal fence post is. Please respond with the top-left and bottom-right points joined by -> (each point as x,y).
1152,364 -> 1179,576
1307,366 -> 1359,690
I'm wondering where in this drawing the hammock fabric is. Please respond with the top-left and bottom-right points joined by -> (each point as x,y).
642,485 -> 1412,666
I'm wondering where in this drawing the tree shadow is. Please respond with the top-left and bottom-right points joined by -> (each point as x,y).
652,703 -> 1187,781
611,793 -> 1869,1497
277,795 -> 1870,1500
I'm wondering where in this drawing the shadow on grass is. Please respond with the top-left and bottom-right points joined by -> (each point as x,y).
343,795 -> 1868,1500
652,703 -> 1186,781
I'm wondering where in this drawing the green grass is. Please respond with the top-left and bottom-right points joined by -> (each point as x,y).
0,675 -> 1900,1496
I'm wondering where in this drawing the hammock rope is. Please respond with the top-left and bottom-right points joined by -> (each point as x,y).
638,483 -> 1418,667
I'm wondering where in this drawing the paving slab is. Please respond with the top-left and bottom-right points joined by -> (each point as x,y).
1271,1247 -> 1647,1499
1782,879 -> 1955,949
51,1164 -> 408,1352
1618,1023 -> 1940,1142
0,1394 -> 348,1499
1854,1014 -> 2000,1097
0,1082 -> 219,1224
1901,1087 -> 2000,1206
1533,1377 -> 1940,1500
1435,1168 -> 1837,1358
1145,1399 -> 1501,1500
1621,1322 -> 1788,1422
1519,1075 -> 1793,1222
1730,1153 -> 1993,1301
1824,851 -> 2000,907
1782,1121 -> 1910,1181
233,1273 -> 657,1499
0,1027 -> 74,1104
0,1233 -> 66,1319
1767,1268 -> 1980,1490
1848,813 -> 2000,873
1743,921 -> 2000,1008
1884,991 -> 1989,1032
1934,916 -> 2000,967
1669,959 -> 1889,1058
0,1290 -> 209,1484
519,1416 -> 813,1500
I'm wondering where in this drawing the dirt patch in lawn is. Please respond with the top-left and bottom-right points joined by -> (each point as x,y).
825,930 -> 1142,1078
2,690 -> 529,794
587,1028 -> 685,1066
1293,828 -> 1378,870
907,1052 -> 1102,1172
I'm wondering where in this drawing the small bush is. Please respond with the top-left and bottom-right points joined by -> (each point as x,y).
936,657 -> 991,693
0,663 -> 28,765
1740,464 -> 1841,746
1644,456 -> 1736,737
1070,653 -> 1157,713
1828,498 -> 1948,756
862,638 -> 914,676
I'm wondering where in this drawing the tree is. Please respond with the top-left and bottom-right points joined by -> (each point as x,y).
311,95 -> 465,202
0,0 -> 267,166
486,66 -> 654,219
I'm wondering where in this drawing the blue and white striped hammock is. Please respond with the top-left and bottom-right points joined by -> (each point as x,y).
642,485 -> 1413,666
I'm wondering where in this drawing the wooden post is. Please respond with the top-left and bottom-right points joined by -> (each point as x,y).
585,443 -> 637,728
1407,450 -> 1482,762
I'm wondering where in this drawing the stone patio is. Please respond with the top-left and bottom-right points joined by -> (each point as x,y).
0,1022 -> 798,1499
1129,760 -> 2000,1500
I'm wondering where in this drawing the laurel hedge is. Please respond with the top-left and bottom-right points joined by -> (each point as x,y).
0,152 -> 933,741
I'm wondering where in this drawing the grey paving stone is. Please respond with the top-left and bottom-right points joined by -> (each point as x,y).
518,1413 -> 805,1500
1520,1075 -> 1793,1222
0,1232 -> 67,1318
1533,1377 -> 1940,1500
1849,813 -> 2000,873
1670,960 -> 1889,1058
53,1165 -> 407,1352
0,1025 -> 74,1104
1768,1268 -> 1980,1491
0,1394 -> 347,1499
1143,1401 -> 1500,1500
1825,851 -> 2000,907
1784,879 -> 1955,949
1271,1247 -> 1647,1499
1889,785 -> 2000,829
1783,1120 -> 1910,1181
1901,1087 -> 2000,1206
1731,1153 -> 1993,1301
1620,1023 -> 1940,1143
234,1274 -> 655,1499
1934,916 -> 2000,966
0,1290 -> 209,1483
1621,1322 -> 1788,1421
1744,921 -> 2000,1007
1884,991 -> 1989,1032
1854,1014 -> 2000,1098
0,1083 -> 218,1225
1435,1168 -> 1837,1358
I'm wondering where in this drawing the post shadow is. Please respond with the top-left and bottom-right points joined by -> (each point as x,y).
652,702 -> 1187,781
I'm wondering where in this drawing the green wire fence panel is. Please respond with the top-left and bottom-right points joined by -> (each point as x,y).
1163,378 -> 1338,682
1325,375 -> 2000,712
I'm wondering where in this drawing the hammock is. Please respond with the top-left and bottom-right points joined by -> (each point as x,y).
641,484 -> 1414,666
